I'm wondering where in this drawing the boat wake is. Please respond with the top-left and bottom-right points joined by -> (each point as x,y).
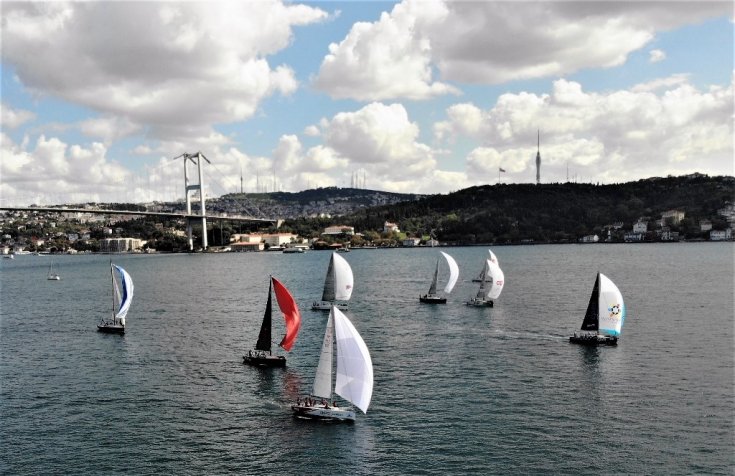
491,330 -> 566,341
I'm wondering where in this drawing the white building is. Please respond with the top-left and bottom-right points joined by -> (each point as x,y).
323,225 -> 354,236
100,237 -> 144,252
383,221 -> 400,233
402,237 -> 421,247
580,234 -> 599,243
633,220 -> 648,233
661,209 -> 685,225
699,220 -> 712,232
710,229 -> 732,241
263,233 -> 298,247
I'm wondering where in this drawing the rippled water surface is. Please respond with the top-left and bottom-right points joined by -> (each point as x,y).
1,243 -> 733,474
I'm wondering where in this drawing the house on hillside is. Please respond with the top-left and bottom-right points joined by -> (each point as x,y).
661,209 -> 685,226
383,221 -> 400,233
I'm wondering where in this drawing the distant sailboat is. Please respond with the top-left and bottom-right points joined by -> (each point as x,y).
291,306 -> 373,422
570,273 -> 625,346
47,259 -> 61,280
311,252 -> 354,311
472,249 -> 499,282
466,258 -> 505,307
243,276 -> 302,367
97,263 -> 133,334
420,251 -> 459,304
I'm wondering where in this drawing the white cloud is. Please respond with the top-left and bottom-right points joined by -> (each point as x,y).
314,0 -> 729,100
439,77 -> 734,183
79,116 -> 141,144
1,103 -> 35,129
0,1 -> 327,142
314,0 -> 460,100
0,134 -> 133,205
649,49 -> 667,63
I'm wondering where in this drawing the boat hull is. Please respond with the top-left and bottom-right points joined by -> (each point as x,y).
243,354 -> 286,367
420,295 -> 447,304
569,334 -> 618,346
97,323 -> 125,334
466,298 -> 493,307
291,404 -> 355,422
311,301 -> 348,311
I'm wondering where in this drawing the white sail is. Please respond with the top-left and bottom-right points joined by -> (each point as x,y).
597,273 -> 625,337
488,249 -> 499,265
331,252 -> 354,301
440,252 -> 459,294
485,259 -> 505,300
112,264 -> 134,326
312,312 -> 335,399
333,307 -> 373,414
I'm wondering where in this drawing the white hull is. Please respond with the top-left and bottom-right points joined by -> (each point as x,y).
291,403 -> 355,422
311,301 -> 348,311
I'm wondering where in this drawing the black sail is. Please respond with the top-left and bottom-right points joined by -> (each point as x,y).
580,273 -> 600,331
255,279 -> 273,352
427,259 -> 439,295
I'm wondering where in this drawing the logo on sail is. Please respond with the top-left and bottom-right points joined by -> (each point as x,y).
608,303 -> 621,317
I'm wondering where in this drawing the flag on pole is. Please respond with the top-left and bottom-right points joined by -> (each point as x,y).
499,167 -> 506,173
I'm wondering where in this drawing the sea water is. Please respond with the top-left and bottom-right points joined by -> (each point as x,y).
1,243 -> 733,474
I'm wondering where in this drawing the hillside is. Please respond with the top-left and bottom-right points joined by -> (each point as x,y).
283,174 -> 734,244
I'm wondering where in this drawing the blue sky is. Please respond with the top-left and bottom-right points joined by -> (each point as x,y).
1,1 -> 732,206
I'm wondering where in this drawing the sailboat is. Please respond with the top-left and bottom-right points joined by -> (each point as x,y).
97,263 -> 133,334
466,258 -> 505,307
311,252 -> 354,311
472,249 -> 499,282
47,259 -> 61,280
291,306 -> 373,422
569,273 -> 625,346
243,276 -> 301,367
420,251 -> 459,304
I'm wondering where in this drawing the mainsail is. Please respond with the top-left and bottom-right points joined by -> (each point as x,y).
321,252 -> 354,302
597,273 -> 625,336
441,251 -> 459,294
580,273 -> 600,331
272,277 -> 301,351
111,264 -> 133,326
427,260 -> 439,295
312,313 -> 334,399
334,307 -> 373,414
254,280 -> 273,352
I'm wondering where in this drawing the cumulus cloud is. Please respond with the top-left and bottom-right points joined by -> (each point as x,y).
439,77 -> 734,184
1,1 -> 327,142
649,49 -> 667,63
0,133 -> 133,205
1,103 -> 35,129
314,0 -> 729,100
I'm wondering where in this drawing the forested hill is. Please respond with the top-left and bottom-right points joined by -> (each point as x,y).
328,174 -> 734,243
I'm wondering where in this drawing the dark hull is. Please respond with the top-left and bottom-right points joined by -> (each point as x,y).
243,354 -> 286,367
97,323 -> 125,334
466,299 -> 493,307
291,404 -> 355,422
420,295 -> 446,304
569,334 -> 618,346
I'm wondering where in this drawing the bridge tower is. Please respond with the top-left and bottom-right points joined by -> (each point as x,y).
174,152 -> 210,251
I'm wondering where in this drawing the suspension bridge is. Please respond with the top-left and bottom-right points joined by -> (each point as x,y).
0,152 -> 279,251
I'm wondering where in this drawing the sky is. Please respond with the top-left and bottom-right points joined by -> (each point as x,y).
1,0 -> 733,206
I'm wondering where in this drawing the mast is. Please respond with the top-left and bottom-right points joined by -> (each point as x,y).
428,260 -> 439,295
110,262 -> 115,325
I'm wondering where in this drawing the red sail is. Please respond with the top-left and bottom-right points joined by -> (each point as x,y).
272,277 -> 301,351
